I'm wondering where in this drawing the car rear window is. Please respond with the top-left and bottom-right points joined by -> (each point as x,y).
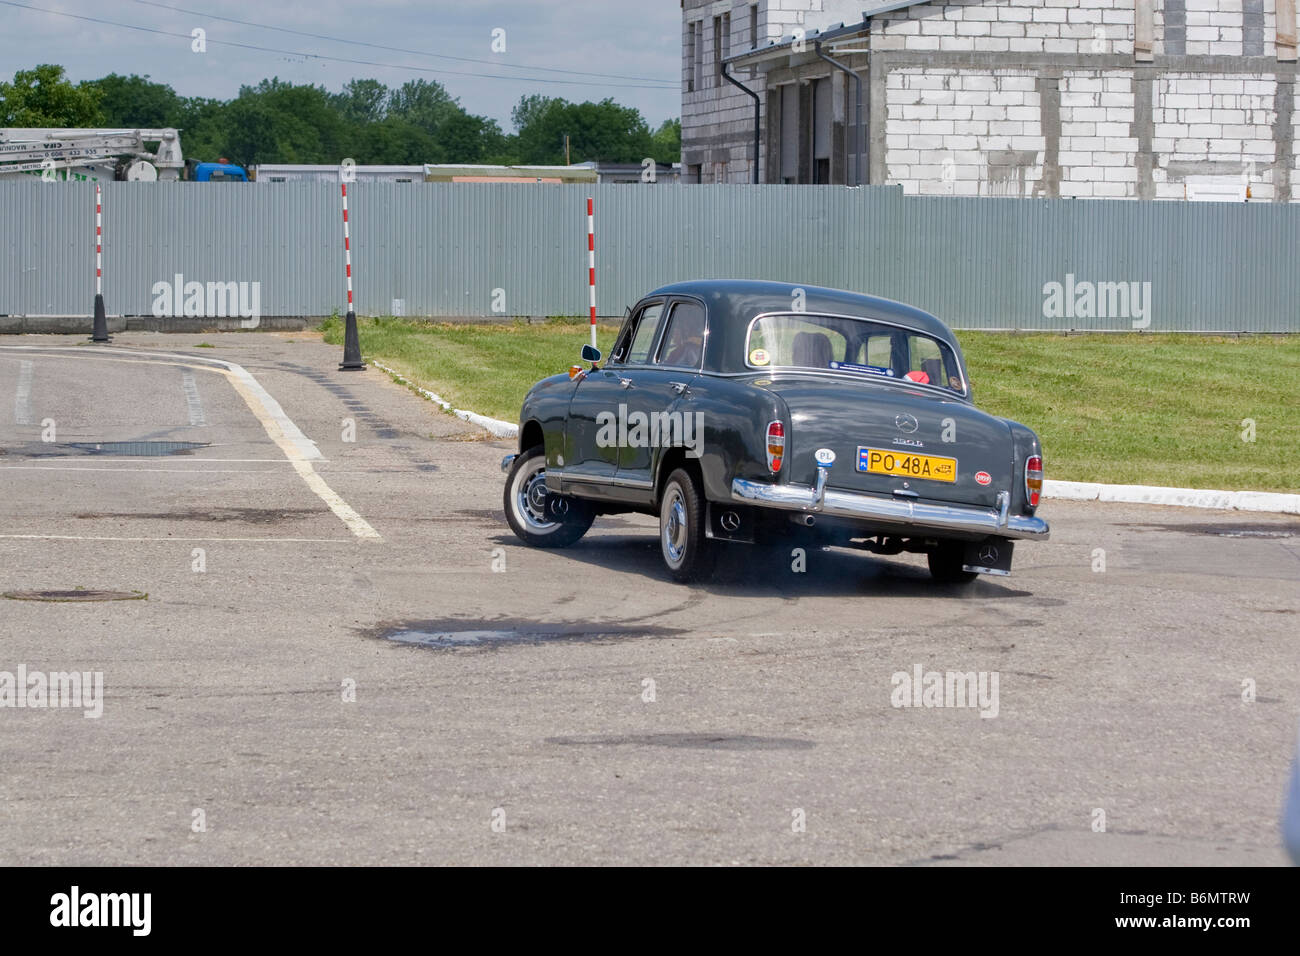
747,313 -> 966,396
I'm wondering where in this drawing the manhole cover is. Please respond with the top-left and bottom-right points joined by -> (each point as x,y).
3,589 -> 147,602
64,441 -> 208,457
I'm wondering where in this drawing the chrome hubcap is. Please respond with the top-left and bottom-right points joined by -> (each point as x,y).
516,461 -> 558,532
662,489 -> 687,564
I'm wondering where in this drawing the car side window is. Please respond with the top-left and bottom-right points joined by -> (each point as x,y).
625,304 -> 665,365
906,334 -> 963,392
609,319 -> 635,365
655,300 -> 706,368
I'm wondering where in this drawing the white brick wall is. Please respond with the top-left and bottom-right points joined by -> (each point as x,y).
1059,72 -> 1138,198
872,0 -> 1136,56
885,68 -> 1045,196
1154,0 -> 1279,57
1151,72 -> 1278,199
1293,89 -> 1300,201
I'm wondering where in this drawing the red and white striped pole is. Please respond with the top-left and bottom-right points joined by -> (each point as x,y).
338,182 -> 364,370
586,197 -> 597,349
91,182 -> 109,342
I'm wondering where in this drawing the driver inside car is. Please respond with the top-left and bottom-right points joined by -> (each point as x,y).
662,307 -> 706,367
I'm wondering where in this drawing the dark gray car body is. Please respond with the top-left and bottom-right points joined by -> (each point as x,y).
512,280 -> 1048,569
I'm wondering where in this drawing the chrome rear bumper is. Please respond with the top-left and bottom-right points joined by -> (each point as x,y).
731,478 -> 1050,541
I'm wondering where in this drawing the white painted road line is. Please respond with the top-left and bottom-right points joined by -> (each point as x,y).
0,346 -> 381,540
0,534 -> 354,543
181,369 -> 206,426
0,465 -> 318,474
14,360 -> 33,425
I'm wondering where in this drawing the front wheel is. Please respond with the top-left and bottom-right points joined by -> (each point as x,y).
503,446 -> 594,548
927,541 -> 978,585
659,468 -> 715,583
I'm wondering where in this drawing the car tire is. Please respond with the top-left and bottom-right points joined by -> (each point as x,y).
503,445 -> 594,548
927,541 -> 978,585
659,468 -> 715,583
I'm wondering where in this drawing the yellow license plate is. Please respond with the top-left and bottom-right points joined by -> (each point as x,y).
858,447 -> 957,483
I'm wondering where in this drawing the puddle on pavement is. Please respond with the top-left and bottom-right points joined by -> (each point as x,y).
4,441 -> 210,457
1139,521 -> 1298,539
374,617 -> 683,650
545,733 -> 814,751
4,589 -> 146,602
72,507 -> 320,524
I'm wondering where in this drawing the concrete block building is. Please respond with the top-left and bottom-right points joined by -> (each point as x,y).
681,0 -> 1300,200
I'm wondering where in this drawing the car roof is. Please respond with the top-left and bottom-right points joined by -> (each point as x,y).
639,279 -> 958,374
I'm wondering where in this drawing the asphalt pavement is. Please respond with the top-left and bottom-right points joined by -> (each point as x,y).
1,333 -> 1296,865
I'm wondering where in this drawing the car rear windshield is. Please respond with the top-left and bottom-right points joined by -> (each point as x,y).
746,313 -> 966,396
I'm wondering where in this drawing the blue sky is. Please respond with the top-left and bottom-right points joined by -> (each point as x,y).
0,0 -> 682,129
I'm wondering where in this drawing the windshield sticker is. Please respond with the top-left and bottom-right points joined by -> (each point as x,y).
749,348 -> 771,366
829,361 -> 895,377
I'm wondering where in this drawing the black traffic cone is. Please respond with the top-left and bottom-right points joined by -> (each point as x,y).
91,293 -> 110,342
339,310 -> 364,370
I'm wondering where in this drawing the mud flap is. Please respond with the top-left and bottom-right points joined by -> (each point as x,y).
962,538 -> 1014,576
706,503 -> 755,543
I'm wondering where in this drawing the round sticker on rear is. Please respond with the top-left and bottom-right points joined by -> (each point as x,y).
975,471 -> 992,485
749,348 -> 771,366
815,448 -> 836,466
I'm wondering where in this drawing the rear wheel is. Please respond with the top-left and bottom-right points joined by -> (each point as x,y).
659,468 -> 715,582
927,541 -> 978,585
503,446 -> 594,548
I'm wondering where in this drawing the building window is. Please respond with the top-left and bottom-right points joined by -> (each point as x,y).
693,21 -> 704,91
713,16 -> 723,85
750,5 -> 759,49
812,77 -> 831,184
686,21 -> 698,93
780,85 -> 799,183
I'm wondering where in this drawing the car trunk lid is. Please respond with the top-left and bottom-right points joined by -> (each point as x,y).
752,374 -> 1014,509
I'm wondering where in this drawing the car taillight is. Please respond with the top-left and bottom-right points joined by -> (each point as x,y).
1025,454 -> 1043,508
766,421 -> 785,474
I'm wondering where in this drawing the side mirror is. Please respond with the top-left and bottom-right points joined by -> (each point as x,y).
581,344 -> 601,363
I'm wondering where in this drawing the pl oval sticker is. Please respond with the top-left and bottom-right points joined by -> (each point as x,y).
749,348 -> 771,366
974,471 -> 992,486
815,448 -> 836,466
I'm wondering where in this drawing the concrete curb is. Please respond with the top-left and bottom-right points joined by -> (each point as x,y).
1,316 -> 311,334
1044,479 -> 1300,515
371,361 -> 519,440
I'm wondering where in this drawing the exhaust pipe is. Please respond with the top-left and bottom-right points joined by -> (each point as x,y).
792,513 -> 816,527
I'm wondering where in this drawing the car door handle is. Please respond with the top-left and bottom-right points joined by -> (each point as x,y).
619,378 -> 634,389
668,381 -> 690,394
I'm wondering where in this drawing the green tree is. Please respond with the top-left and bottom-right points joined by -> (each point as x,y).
221,79 -> 348,165
650,118 -> 681,164
349,117 -> 441,165
80,74 -> 181,128
332,78 -> 388,126
0,64 -> 102,126
512,95 -> 655,165
386,78 -> 460,135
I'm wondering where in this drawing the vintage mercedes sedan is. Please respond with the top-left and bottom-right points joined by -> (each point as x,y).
502,280 -> 1048,584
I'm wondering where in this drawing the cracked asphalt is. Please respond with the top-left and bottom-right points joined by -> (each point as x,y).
1,332 -> 1296,865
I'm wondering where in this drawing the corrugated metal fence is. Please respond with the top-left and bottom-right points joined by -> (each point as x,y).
2,181 -> 1296,331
